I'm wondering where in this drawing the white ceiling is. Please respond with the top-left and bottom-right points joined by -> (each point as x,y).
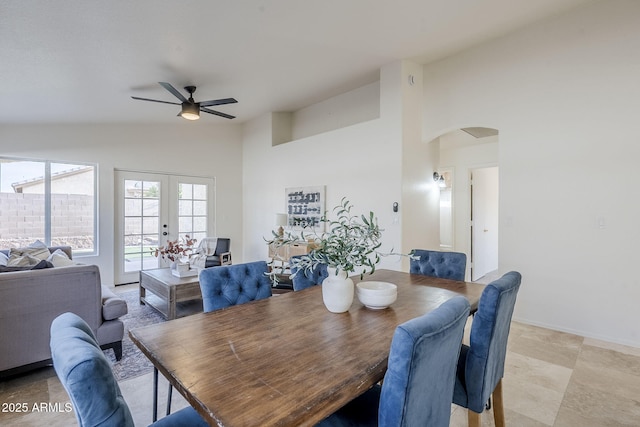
0,0 -> 594,124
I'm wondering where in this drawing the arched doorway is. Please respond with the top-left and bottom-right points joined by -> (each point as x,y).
433,127 -> 499,281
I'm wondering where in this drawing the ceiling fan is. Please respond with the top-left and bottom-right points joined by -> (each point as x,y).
131,82 -> 237,120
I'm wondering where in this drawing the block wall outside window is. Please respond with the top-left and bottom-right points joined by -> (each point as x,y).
0,158 -> 97,255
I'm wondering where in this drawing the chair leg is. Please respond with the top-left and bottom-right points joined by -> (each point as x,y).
468,409 -> 481,427
492,379 -> 505,427
153,368 -> 158,422
166,384 -> 173,415
113,341 -> 123,361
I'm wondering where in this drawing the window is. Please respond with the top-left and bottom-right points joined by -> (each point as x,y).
0,157 -> 97,256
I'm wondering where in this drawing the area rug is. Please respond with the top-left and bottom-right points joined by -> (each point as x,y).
104,289 -> 165,381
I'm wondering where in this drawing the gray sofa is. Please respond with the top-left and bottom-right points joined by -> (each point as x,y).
0,246 -> 127,377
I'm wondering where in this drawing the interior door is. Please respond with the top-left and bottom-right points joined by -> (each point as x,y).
114,171 -> 215,285
470,167 -> 499,281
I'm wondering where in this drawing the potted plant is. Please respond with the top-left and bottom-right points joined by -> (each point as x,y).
152,235 -> 197,268
267,198 -> 389,312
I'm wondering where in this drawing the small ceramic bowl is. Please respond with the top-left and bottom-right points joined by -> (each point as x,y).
356,281 -> 398,309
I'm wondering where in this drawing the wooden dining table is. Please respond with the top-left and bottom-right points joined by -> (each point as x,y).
129,269 -> 486,427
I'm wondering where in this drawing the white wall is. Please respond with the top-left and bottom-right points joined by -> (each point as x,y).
423,0 -> 640,347
291,81 -> 380,141
400,61 -> 441,265
0,123 -> 243,287
242,62 -> 409,271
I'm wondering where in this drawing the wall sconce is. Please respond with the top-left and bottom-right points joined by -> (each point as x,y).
433,172 -> 446,188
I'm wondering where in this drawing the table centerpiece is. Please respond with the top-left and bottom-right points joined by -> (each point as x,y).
266,197 -> 400,312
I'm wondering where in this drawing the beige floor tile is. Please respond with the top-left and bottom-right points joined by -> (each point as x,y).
501,377 -> 565,426
506,352 -> 573,393
0,368 -> 76,427
450,405 -> 551,427
503,408 -> 552,427
556,379 -> 640,427
449,352 -> 570,426
583,338 -> 640,358
554,406 -> 635,427
119,371 -> 190,426
571,358 -> 640,401
577,344 -> 640,377
0,368 -> 189,427
500,352 -> 572,425
508,323 -> 583,369
509,322 -> 582,345
450,405 -> 496,427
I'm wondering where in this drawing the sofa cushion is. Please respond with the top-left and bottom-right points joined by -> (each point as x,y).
47,249 -> 75,267
7,253 -> 41,267
101,286 -> 128,320
9,240 -> 52,261
1,259 -> 53,272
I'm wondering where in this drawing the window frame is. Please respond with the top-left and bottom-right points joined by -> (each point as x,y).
0,156 -> 98,257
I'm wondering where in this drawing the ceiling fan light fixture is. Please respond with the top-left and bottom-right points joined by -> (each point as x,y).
180,102 -> 200,120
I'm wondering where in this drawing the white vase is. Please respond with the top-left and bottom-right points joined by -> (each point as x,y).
322,267 -> 354,313
158,256 -> 172,268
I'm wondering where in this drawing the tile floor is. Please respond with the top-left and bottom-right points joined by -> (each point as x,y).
2,307 -> 640,426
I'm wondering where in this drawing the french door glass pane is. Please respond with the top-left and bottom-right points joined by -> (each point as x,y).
179,200 -> 192,215
178,182 -> 208,243
194,200 -> 207,215
123,179 -> 161,273
193,184 -> 207,199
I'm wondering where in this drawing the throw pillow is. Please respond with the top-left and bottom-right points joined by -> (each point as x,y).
47,249 -> 74,267
7,253 -> 42,267
0,252 -> 7,266
9,240 -> 51,261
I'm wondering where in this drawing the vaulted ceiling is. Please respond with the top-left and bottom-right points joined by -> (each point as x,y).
0,0 -> 594,124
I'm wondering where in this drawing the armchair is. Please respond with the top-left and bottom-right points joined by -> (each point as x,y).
191,237 -> 231,268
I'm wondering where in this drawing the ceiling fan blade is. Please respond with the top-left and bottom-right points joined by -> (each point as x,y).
199,98 -> 238,107
131,96 -> 181,105
159,82 -> 188,102
201,107 -> 235,119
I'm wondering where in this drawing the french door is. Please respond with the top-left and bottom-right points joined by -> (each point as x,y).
114,170 -> 215,285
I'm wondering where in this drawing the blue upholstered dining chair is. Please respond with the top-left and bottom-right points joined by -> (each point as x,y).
199,260 -> 272,312
452,271 -> 522,427
153,261 -> 276,416
50,312 -> 208,427
290,255 -> 329,291
316,296 -> 471,427
410,248 -> 467,281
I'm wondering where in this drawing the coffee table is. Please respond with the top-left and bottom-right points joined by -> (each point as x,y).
139,268 -> 202,320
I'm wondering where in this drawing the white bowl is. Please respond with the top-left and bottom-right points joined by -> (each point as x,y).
356,282 -> 397,309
